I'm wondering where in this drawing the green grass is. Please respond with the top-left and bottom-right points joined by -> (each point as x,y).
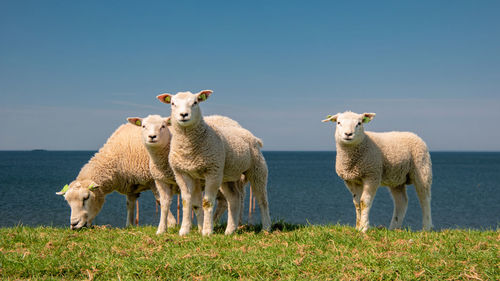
0,223 -> 498,280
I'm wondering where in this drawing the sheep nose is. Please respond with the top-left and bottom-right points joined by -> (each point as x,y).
345,132 -> 353,137
180,113 -> 189,118
71,222 -> 78,229
149,135 -> 157,140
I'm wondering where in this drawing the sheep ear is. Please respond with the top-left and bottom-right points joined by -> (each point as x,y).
165,117 -> 172,126
362,113 -> 376,123
321,114 -> 338,123
56,184 -> 70,196
157,93 -> 172,104
88,182 -> 99,191
196,90 -> 213,102
127,117 -> 143,126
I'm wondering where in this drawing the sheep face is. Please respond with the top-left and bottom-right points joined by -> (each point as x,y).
322,111 -> 376,146
157,90 -> 212,127
128,115 -> 172,148
58,180 -> 104,230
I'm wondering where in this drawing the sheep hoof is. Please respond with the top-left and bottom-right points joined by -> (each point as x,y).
422,224 -> 433,231
224,228 -> 236,235
202,229 -> 212,236
156,229 -> 165,235
179,227 -> 190,236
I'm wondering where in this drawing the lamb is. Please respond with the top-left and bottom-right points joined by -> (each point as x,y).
157,90 -> 271,236
322,111 -> 432,232
56,123 -> 176,230
126,114 -> 246,234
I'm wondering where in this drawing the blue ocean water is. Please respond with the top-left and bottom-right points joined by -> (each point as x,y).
0,151 -> 498,230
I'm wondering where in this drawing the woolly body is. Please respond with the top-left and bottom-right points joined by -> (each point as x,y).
336,131 -> 432,188
78,124 -> 152,194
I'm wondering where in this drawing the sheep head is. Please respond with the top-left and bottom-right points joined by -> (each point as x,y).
157,90 -> 212,128
56,179 -> 104,230
322,111 -> 375,146
128,115 -> 172,148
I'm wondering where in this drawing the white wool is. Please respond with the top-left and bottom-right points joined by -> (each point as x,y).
323,111 -> 432,232
157,90 -> 271,236
56,123 -> 175,230
128,114 -> 247,234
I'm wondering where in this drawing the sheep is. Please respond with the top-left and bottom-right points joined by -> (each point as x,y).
126,114 -> 246,234
322,111 -> 432,232
56,123 -> 176,230
157,90 -> 271,236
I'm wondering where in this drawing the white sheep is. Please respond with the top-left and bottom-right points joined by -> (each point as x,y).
56,123 -> 176,230
126,114 -> 246,234
157,90 -> 271,236
322,111 -> 432,232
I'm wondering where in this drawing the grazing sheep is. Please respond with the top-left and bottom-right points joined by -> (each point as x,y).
56,123 -> 176,230
157,90 -> 271,236
322,111 -> 432,232
126,114 -> 245,234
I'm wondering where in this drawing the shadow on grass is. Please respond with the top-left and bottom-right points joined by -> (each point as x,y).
213,220 -> 306,234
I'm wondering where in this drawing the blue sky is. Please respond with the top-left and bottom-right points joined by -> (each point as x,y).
1,1 -> 499,151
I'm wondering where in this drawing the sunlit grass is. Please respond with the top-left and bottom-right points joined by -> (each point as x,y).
0,223 -> 498,280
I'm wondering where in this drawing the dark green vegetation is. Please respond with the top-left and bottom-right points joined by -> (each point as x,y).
1,223 -> 498,280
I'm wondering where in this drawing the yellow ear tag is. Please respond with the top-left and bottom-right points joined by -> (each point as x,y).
199,94 -> 206,101
135,120 -> 141,126
88,184 -> 97,190
363,116 -> 370,123
164,96 -> 171,103
58,184 -> 69,194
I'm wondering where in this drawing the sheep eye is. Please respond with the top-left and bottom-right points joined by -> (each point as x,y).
83,195 -> 90,202
337,122 -> 340,125
357,122 -> 361,126
171,102 -> 175,106
142,125 -> 145,128
193,101 -> 198,105
161,125 -> 165,129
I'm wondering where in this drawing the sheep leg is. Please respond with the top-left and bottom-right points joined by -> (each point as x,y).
251,185 -> 271,232
167,208 -> 176,227
149,184 -> 176,226
155,180 -> 174,235
246,161 -> 271,232
359,180 -> 379,232
126,193 -> 139,227
220,182 -> 242,235
201,176 -> 223,236
415,183 -> 433,230
191,181 -> 204,233
239,180 -> 246,225
213,191 -> 227,225
175,173 -> 196,236
388,185 -> 408,230
345,181 -> 363,230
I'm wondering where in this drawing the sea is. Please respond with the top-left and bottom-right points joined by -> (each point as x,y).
0,151 -> 498,230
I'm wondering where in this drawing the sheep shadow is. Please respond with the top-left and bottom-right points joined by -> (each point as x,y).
213,220 -> 305,234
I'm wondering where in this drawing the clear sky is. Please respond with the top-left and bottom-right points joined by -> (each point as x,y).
1,1 -> 499,151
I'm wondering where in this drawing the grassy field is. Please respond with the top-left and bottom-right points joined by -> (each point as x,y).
0,223 -> 498,280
